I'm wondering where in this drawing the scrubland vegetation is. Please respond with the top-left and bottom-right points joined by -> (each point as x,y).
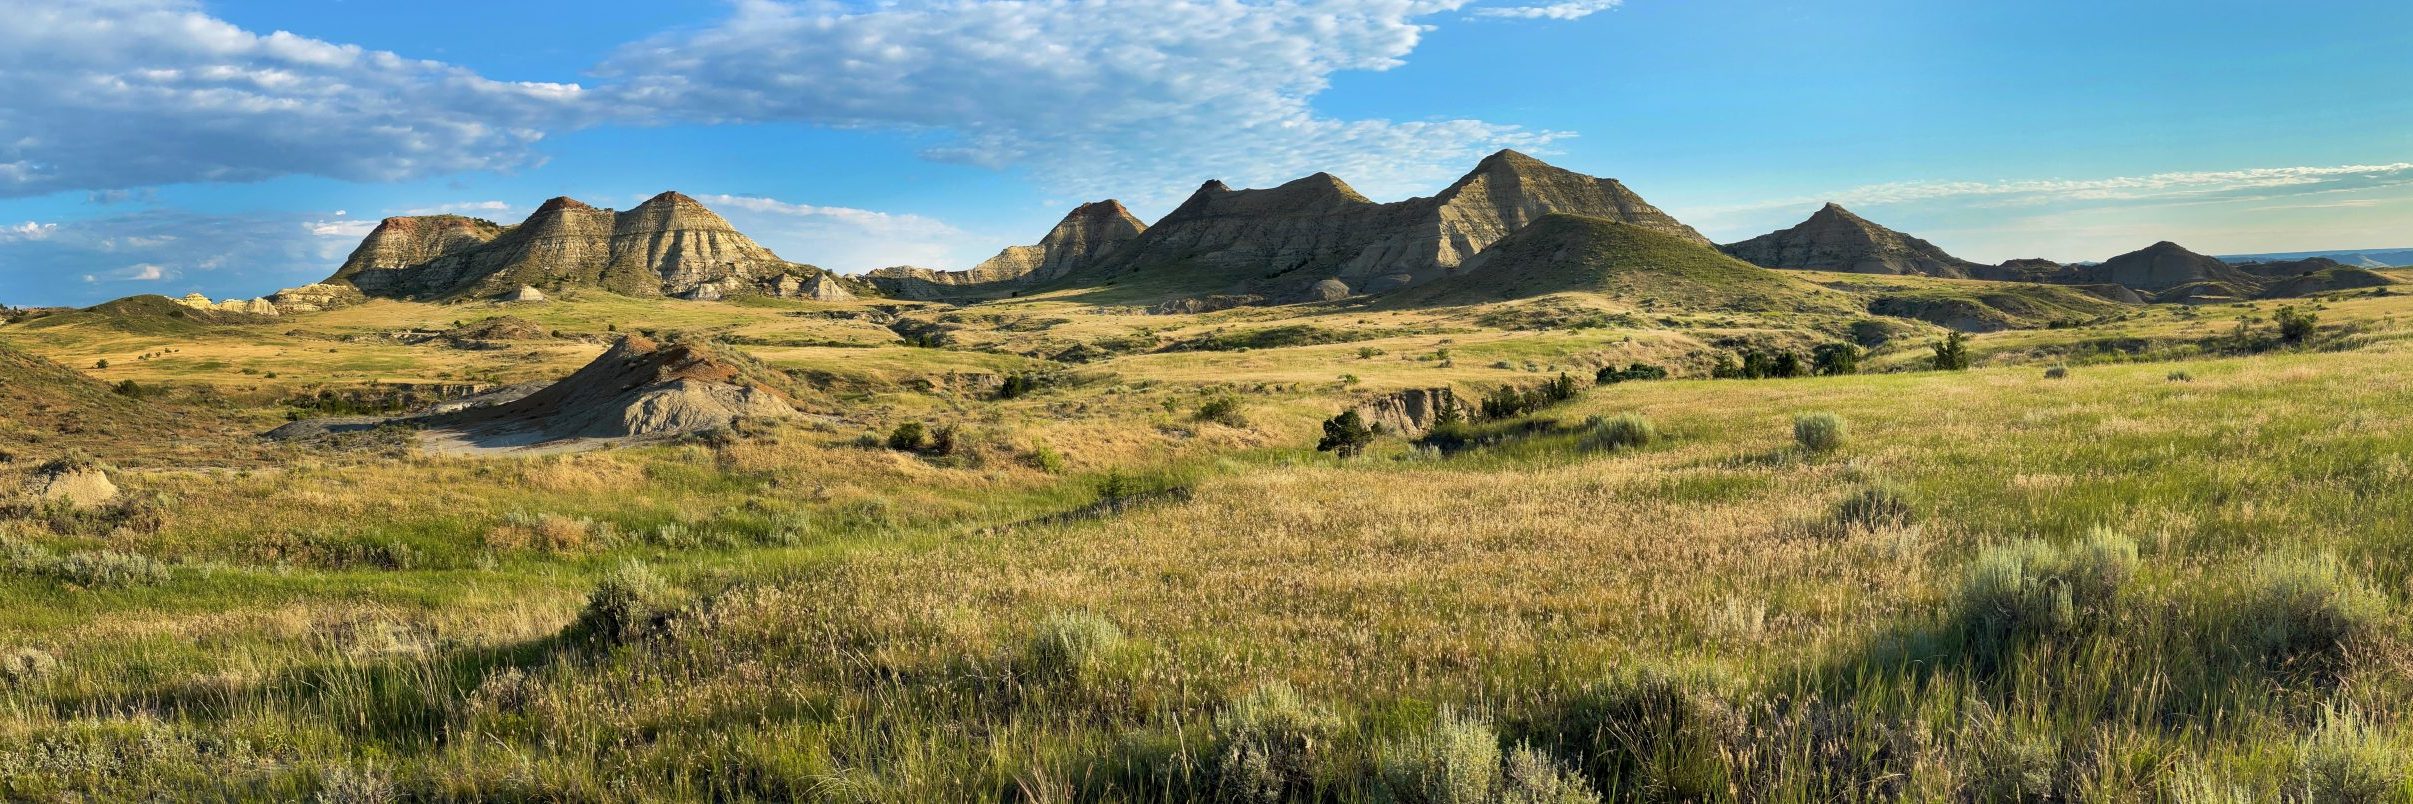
0,283 -> 2410,801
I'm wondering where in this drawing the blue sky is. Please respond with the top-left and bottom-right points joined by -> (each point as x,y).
3,0 -> 2410,306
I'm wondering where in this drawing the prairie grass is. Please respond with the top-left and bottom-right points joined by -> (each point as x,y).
0,290 -> 2411,799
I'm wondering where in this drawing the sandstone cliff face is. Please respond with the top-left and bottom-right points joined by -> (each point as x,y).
331,192 -> 847,301
1353,387 -> 1467,438
1060,149 -> 1710,300
867,201 -> 1145,300
1720,204 -> 1982,278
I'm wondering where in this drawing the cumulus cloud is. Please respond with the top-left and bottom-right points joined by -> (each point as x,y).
697,193 -> 986,273
305,219 -> 378,239
1471,0 -> 1622,20
123,263 -> 170,281
2,222 -> 56,242
598,0 -> 1564,203
0,0 -> 587,197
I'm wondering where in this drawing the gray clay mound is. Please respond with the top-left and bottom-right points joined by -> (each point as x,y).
419,336 -> 795,451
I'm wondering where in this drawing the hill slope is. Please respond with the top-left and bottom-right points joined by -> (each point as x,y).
1721,203 -> 1983,278
1385,214 -> 1857,314
0,338 -> 249,465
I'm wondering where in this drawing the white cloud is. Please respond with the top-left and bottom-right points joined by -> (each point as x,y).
598,0 -> 1565,204
696,193 -> 985,273
305,219 -> 378,238
399,200 -> 514,217
1818,163 -> 2413,209
1472,0 -> 1622,20
123,263 -> 169,281
0,0 -> 587,197
2,221 -> 55,241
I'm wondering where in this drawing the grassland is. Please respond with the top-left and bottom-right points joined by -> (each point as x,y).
0,276 -> 2408,801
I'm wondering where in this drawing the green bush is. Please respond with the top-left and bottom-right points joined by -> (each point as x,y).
2276,305 -> 2319,345
1812,342 -> 1861,376
1212,683 -> 1342,803
885,421 -> 927,452
1953,529 -> 2138,660
1594,363 -> 1668,385
2167,370 -> 2195,382
1317,410 -> 1377,458
1831,484 -> 1916,531
2043,364 -> 2069,379
0,647 -> 58,686
1376,708 -> 1502,804
1025,612 -> 1125,681
1196,397 -> 1249,428
1498,745 -> 1601,804
1028,442 -> 1068,474
2238,553 -> 2389,670
568,560 -> 679,647
1582,414 -> 1657,452
1932,332 -> 1972,371
2297,708 -> 2409,804
1793,412 -> 1847,453
49,550 -> 170,588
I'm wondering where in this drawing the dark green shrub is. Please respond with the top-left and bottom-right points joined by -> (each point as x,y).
1196,397 -> 1248,427
1931,332 -> 1971,371
568,561 -> 680,647
1318,410 -> 1377,458
885,422 -> 927,452
2276,306 -> 2318,344
1812,343 -> 1860,376
1831,485 -> 1915,531
1594,363 -> 1668,385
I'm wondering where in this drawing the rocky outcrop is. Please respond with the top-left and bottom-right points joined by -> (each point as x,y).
867,201 -> 1146,300
328,192 -> 856,302
1721,204 -> 1983,278
26,458 -> 116,508
1056,150 -> 1708,301
1353,388 -> 1467,437
504,286 -> 548,303
176,293 -> 281,317
418,336 -> 796,450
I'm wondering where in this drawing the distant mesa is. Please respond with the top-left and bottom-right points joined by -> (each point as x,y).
1720,203 -> 1984,278
944,149 -> 1712,307
326,191 -> 872,303
867,200 -> 1146,300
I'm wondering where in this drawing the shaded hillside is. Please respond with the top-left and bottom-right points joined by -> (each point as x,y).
0,338 -> 251,466
1384,214 -> 1857,315
1722,203 -> 1983,278
418,336 -> 801,453
1051,150 -> 1707,302
329,192 -> 866,302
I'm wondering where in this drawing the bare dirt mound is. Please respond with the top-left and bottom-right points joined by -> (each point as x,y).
417,336 -> 795,453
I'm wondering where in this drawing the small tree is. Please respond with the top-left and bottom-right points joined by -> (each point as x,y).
885,421 -> 928,452
1317,410 -> 1376,458
2275,306 -> 2317,345
1812,343 -> 1861,376
92,359 -> 108,370
1931,332 -> 1971,371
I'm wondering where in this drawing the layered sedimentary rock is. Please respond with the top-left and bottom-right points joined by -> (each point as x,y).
328,192 -> 852,301
1057,149 -> 1709,301
868,201 -> 1146,300
1720,204 -> 1983,278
